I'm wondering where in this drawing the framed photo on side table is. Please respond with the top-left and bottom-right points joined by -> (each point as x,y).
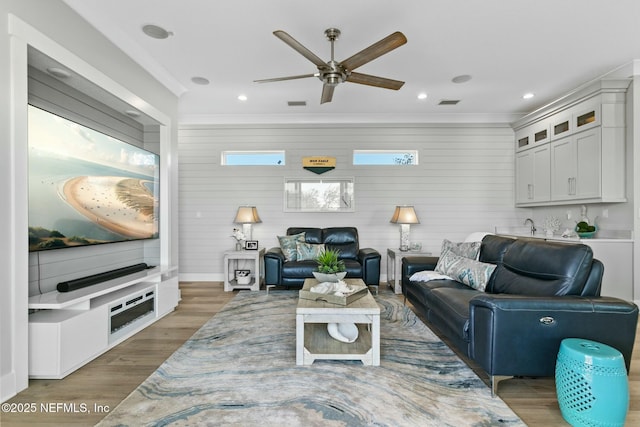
245,240 -> 258,250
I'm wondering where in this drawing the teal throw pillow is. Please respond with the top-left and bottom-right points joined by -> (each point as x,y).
296,242 -> 325,261
278,232 -> 306,261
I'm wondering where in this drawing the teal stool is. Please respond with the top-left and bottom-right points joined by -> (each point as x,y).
555,338 -> 629,427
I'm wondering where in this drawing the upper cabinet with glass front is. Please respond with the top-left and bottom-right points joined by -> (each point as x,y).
512,79 -> 629,207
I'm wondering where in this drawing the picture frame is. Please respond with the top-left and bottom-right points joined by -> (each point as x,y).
245,240 -> 258,250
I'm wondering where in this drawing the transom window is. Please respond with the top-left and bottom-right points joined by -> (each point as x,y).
353,150 -> 418,165
222,150 -> 285,165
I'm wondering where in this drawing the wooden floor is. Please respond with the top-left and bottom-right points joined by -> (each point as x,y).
3,282 -> 639,426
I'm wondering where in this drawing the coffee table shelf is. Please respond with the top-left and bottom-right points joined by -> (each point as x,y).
296,279 -> 380,366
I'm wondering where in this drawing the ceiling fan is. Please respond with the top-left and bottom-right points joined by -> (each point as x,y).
254,28 -> 407,104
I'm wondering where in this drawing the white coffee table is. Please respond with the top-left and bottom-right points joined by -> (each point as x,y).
296,278 -> 380,366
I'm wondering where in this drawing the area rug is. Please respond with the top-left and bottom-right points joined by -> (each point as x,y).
97,290 -> 525,426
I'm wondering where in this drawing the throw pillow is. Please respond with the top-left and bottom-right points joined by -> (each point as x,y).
409,270 -> 452,282
441,239 -> 481,260
278,232 -> 306,261
296,242 -> 325,261
435,250 -> 496,291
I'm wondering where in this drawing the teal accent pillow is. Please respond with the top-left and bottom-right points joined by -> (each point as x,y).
435,250 -> 496,291
440,239 -> 481,260
296,242 -> 325,261
278,232 -> 306,261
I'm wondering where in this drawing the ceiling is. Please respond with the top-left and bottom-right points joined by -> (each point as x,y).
60,0 -> 640,124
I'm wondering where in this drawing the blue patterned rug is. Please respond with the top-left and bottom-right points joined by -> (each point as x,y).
97,290 -> 524,426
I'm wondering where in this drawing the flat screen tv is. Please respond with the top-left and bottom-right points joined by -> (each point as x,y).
28,105 -> 159,252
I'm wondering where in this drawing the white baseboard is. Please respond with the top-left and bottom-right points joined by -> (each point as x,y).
179,273 -> 224,282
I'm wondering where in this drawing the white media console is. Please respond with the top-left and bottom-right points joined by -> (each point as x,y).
28,266 -> 180,379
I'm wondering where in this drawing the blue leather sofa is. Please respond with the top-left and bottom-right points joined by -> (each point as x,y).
264,227 -> 381,289
402,234 -> 638,396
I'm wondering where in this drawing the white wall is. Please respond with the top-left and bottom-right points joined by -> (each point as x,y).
178,123 -> 525,281
1,0 -> 179,401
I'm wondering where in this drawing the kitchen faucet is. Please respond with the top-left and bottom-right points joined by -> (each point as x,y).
524,218 -> 536,235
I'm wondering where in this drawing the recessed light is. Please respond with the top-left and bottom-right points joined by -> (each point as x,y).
46,67 -> 71,79
191,76 -> 210,85
142,24 -> 173,39
238,94 -> 248,101
452,74 -> 472,84
417,93 -> 428,100
523,92 -> 535,99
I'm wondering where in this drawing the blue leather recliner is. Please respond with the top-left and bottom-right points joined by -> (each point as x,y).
264,227 -> 381,289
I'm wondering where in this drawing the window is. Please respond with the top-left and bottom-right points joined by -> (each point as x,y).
284,178 -> 354,212
222,151 -> 285,165
353,150 -> 418,165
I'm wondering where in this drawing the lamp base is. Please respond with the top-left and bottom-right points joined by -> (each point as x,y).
399,224 -> 411,252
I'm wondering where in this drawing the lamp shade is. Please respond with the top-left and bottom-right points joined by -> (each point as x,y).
234,206 -> 262,224
390,206 -> 419,224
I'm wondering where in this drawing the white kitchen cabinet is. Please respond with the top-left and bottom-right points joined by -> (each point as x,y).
513,79 -> 628,207
581,240 -> 633,301
516,143 -> 550,204
550,129 -> 601,201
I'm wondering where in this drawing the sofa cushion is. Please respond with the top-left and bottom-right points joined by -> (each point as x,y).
490,238 -> 594,296
427,287 -> 479,343
278,232 -> 306,261
435,251 -> 496,291
296,242 -> 324,261
441,239 -> 481,260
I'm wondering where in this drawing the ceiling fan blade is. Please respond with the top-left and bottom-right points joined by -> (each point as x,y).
273,30 -> 327,68
340,31 -> 407,71
346,72 -> 405,90
254,73 -> 318,83
320,84 -> 335,104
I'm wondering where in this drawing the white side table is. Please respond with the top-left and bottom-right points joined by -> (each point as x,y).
223,248 -> 265,292
386,248 -> 432,294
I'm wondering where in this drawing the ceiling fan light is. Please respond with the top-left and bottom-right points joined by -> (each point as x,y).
325,75 -> 342,86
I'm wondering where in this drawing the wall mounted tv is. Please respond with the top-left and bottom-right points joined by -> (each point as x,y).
28,105 -> 159,252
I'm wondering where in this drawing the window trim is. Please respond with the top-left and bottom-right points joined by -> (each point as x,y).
284,177 -> 355,212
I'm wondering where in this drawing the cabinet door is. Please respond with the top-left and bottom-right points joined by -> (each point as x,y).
574,130 -> 601,199
515,144 -> 550,204
515,150 -> 533,203
551,136 -> 577,200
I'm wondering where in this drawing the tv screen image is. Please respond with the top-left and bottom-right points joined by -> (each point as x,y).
28,105 -> 159,252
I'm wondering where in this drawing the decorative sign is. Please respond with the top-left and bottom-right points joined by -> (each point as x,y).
302,156 -> 336,175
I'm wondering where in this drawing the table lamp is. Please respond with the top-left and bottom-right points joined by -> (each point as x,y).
234,206 -> 261,240
390,206 -> 419,251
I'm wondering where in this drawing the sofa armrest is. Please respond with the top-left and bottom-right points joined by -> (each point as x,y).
401,256 -> 440,287
469,294 -> 639,377
358,248 -> 381,285
264,247 -> 285,285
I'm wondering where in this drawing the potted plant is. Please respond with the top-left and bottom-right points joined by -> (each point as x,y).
313,248 -> 347,282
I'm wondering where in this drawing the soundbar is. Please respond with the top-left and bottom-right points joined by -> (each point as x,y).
57,263 -> 149,292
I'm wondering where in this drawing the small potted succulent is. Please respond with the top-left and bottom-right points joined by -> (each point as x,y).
313,248 -> 347,282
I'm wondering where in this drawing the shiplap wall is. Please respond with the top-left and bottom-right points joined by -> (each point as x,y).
27,67 -> 159,296
178,123 -> 527,282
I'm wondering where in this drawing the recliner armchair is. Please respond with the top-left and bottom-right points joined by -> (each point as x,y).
264,227 -> 381,289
